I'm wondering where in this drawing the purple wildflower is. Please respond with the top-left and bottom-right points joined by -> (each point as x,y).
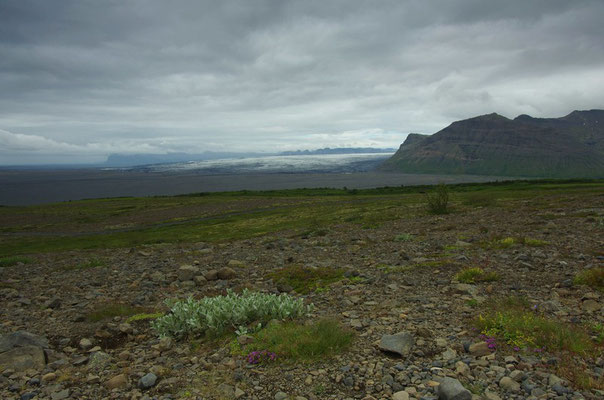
246,350 -> 277,365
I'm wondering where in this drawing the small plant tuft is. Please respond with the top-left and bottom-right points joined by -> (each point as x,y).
425,183 -> 450,215
394,233 -> 414,242
455,267 -> 499,284
126,312 -> 163,323
152,289 -> 312,339
87,303 -> 145,322
573,267 -> 603,291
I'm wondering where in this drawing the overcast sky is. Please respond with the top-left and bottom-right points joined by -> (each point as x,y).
1,0 -> 603,164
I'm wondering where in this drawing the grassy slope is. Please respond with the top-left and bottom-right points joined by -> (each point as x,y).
0,179 -> 602,257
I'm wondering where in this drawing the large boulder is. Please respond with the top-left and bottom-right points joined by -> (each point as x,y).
0,331 -> 49,372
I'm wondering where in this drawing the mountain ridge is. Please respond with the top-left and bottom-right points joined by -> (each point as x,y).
380,109 -> 604,178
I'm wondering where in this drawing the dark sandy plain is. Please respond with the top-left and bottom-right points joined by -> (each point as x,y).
0,169 -> 515,206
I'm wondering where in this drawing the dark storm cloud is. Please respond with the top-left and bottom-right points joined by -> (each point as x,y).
1,0 -> 603,164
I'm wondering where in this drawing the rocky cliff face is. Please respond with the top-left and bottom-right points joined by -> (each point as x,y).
380,110 -> 604,178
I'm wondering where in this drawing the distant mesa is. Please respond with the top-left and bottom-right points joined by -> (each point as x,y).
380,109 -> 604,178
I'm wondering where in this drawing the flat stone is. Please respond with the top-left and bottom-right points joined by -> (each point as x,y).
138,372 -> 157,389
483,390 -> 501,400
0,345 -> 46,372
582,299 -> 600,312
51,389 -> 69,400
379,332 -> 414,356
468,341 -> 490,356
205,269 -> 219,281
274,392 -> 288,400
441,347 -> 457,361
105,373 -> 129,389
437,377 -> 471,400
218,267 -> 237,280
0,331 -> 49,352
392,391 -> 410,400
79,338 -> 93,350
178,265 -> 200,281
499,376 -> 520,392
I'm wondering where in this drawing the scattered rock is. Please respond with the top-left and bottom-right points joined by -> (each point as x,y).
178,265 -> 200,281
468,342 -> 491,356
437,377 -> 471,400
218,267 -> 237,280
79,338 -> 93,350
138,372 -> 158,389
105,373 -> 129,389
499,376 -> 520,392
379,332 -> 414,356
392,391 -> 410,400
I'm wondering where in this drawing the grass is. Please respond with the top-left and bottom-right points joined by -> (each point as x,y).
455,267 -> 499,284
573,268 -> 604,291
126,312 -> 163,323
270,265 -> 346,294
394,233 -> 414,242
235,319 -> 353,362
476,298 -> 604,390
0,179 -> 601,257
462,192 -> 498,207
0,256 -> 32,267
486,236 -> 549,249
87,303 -> 146,322
62,257 -> 106,271
476,297 -> 599,355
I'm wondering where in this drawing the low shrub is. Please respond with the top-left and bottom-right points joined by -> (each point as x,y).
152,289 -> 312,339
455,267 -> 499,283
425,183 -> 449,215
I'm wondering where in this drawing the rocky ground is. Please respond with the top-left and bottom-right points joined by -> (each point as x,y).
1,191 -> 603,400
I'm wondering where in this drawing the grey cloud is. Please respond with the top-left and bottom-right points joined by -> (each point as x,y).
1,0 -> 603,164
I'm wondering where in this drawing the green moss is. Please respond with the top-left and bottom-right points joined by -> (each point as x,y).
270,265 -> 346,294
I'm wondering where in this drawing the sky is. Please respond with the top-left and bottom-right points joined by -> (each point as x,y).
1,0 -> 603,165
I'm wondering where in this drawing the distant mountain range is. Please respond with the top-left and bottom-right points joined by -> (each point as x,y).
104,148 -> 395,167
379,110 -> 604,178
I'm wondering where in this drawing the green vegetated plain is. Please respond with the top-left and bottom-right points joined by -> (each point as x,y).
0,179 -> 602,258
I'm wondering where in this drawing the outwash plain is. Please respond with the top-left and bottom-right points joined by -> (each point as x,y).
1,180 -> 603,400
